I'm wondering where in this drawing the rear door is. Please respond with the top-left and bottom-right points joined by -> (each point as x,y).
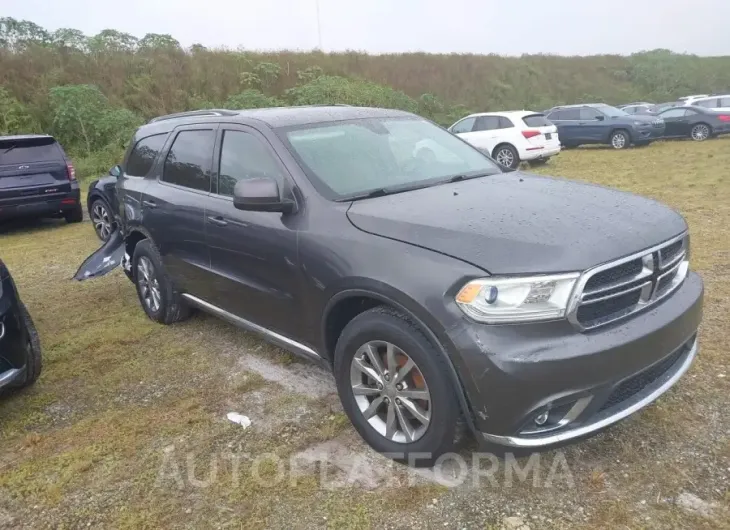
0,137 -> 70,209
141,125 -> 217,295
548,109 -> 581,144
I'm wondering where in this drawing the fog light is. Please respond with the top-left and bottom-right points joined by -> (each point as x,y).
534,411 -> 549,426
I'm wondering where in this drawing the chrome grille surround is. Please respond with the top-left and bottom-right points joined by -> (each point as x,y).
567,232 -> 689,331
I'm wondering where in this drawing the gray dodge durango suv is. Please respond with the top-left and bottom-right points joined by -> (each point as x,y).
76,106 -> 703,466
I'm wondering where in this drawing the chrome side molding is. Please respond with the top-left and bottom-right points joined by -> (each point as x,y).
181,294 -> 322,362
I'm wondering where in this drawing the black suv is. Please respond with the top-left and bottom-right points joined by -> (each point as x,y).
76,107 -> 703,465
0,135 -> 82,224
546,104 -> 665,149
1,257 -> 42,392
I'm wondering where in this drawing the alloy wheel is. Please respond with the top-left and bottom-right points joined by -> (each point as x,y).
92,203 -> 113,240
611,133 -> 627,149
137,256 -> 161,312
495,148 -> 515,168
691,124 -> 709,141
349,340 -> 432,443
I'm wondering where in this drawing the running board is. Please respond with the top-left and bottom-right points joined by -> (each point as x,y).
181,294 -> 322,362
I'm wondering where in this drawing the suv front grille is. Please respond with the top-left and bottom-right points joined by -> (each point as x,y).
569,234 -> 689,330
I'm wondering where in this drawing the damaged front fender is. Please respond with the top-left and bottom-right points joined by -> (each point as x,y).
73,230 -> 125,281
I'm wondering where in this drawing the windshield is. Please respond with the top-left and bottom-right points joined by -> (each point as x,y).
596,105 -> 628,118
279,117 -> 501,200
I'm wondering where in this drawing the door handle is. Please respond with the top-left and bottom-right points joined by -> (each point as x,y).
207,215 -> 229,227
142,200 -> 157,208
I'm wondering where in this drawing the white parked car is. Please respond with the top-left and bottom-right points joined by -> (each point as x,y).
680,94 -> 730,112
448,111 -> 560,169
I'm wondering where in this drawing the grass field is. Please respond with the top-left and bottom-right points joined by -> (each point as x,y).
1,138 -> 729,529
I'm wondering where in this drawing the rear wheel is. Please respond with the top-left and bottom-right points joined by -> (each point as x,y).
492,144 -> 519,169
690,123 -> 711,141
132,239 -> 191,325
334,307 -> 463,466
610,130 -> 630,149
90,199 -> 114,241
64,204 -> 83,223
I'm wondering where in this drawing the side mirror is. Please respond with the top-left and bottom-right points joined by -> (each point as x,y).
233,177 -> 295,213
595,115 -> 605,121
109,165 -> 122,177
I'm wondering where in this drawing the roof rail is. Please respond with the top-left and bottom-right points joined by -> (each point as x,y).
148,109 -> 239,123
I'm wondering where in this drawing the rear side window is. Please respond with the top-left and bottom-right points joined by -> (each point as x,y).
0,137 -> 61,165
126,134 -> 167,177
522,114 -> 551,127
473,116 -> 501,131
218,130 -> 284,197
498,116 -> 514,128
162,130 -> 215,192
694,98 -> 718,108
719,97 -> 730,107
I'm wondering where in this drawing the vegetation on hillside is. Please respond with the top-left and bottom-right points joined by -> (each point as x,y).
1,16 -> 729,177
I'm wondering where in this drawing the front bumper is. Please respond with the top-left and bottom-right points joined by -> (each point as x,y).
446,271 -> 703,448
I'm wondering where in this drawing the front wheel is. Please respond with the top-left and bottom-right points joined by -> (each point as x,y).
132,240 -> 191,325
334,307 -> 463,467
90,199 -> 115,241
492,144 -> 520,169
610,130 -> 630,149
690,123 -> 711,141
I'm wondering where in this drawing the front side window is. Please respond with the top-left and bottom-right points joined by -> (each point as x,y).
126,134 -> 167,177
218,130 -> 284,197
450,117 -> 476,134
594,105 -> 628,118
580,107 -> 602,120
280,117 -> 501,200
162,130 -> 215,192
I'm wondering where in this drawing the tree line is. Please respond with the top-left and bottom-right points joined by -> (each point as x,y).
1,17 -> 729,178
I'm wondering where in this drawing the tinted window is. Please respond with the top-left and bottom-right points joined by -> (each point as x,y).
522,114 -> 551,127
622,106 -> 636,114
0,138 -> 61,165
580,107 -> 602,120
660,108 -> 688,118
547,110 -> 563,121
218,130 -> 284,197
560,109 -> 581,120
451,117 -> 476,134
162,130 -> 215,192
126,134 -> 167,177
473,116 -> 501,131
499,116 -> 514,128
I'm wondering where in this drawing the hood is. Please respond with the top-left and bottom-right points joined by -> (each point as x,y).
346,173 -> 687,275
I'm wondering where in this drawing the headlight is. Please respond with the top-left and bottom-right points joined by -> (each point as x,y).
455,273 -> 580,323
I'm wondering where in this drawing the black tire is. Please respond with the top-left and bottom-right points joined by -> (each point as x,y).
8,303 -> 42,389
90,198 -> 115,241
609,129 -> 630,150
690,123 -> 711,142
492,144 -> 520,169
64,204 -> 83,223
132,239 -> 191,325
334,306 -> 464,467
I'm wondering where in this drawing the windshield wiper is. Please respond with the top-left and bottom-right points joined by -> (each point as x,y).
2,144 -> 17,155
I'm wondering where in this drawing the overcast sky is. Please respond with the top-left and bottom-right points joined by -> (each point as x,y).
2,0 -> 730,56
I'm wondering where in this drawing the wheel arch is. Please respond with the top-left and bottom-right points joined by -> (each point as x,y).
609,127 -> 632,143
321,287 -> 478,435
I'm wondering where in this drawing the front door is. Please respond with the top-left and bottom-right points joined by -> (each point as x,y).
141,125 -> 217,295
204,125 -> 302,336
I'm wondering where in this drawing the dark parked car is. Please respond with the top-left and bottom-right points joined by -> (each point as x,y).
657,105 -> 730,141
545,104 -> 665,149
75,107 -> 703,465
87,166 -> 122,241
0,135 -> 82,224
0,257 -> 42,392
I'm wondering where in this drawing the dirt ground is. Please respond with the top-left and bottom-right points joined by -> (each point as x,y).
1,138 -> 729,529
